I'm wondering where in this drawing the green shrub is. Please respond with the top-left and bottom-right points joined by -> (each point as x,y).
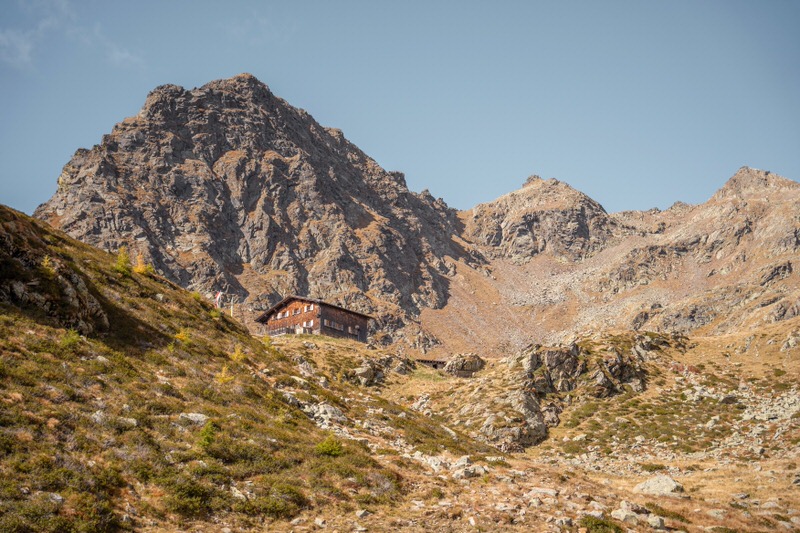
69,492 -> 120,532
59,329 -> 81,352
163,476 -> 216,518
0,433 -> 16,457
315,434 -> 344,457
271,483 -> 309,508
579,515 -> 623,533
205,437 -> 266,465
639,462 -> 667,472
197,421 -> 217,450
233,482 -> 308,519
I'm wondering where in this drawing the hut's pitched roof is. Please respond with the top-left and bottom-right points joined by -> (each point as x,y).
254,295 -> 373,323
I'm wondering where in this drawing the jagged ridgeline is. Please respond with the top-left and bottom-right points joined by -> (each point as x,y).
35,73 -> 800,357
34,73 -> 471,347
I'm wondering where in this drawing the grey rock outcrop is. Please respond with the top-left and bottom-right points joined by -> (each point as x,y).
633,474 -> 684,496
346,355 -> 416,386
302,402 -> 346,429
443,353 -> 485,377
0,208 -> 109,335
463,176 -> 617,263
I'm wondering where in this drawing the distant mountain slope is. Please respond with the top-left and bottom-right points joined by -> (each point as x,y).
35,74 -> 472,347
421,166 -> 800,354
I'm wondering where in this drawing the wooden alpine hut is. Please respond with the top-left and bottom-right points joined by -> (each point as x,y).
255,295 -> 371,343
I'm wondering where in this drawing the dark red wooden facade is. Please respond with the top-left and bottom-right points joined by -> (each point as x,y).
255,296 -> 371,343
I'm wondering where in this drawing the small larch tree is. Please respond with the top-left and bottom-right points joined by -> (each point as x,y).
114,246 -> 131,276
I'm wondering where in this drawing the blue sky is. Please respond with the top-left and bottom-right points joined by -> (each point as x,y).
1,1 -> 798,215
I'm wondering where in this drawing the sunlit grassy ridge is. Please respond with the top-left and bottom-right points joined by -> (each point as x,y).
0,207 -> 410,531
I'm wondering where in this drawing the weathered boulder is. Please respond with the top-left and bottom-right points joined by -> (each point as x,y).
302,402 -> 346,429
509,343 -> 584,393
444,353 -> 485,377
480,389 -> 548,450
633,475 -> 684,496
610,508 -> 639,525
346,355 -> 415,386
179,413 -> 209,425
352,364 -> 377,386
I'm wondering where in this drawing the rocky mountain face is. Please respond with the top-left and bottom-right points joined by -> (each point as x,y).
35,74 -> 800,357
35,74 -> 470,346
462,175 -> 619,262
421,166 -> 800,356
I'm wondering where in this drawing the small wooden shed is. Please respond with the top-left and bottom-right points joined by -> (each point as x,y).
255,295 -> 371,343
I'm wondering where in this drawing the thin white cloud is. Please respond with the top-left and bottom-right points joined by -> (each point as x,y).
227,11 -> 299,48
0,28 -> 35,67
106,42 -> 145,69
1,0 -> 145,70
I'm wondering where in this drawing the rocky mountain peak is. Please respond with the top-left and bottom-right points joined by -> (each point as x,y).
712,166 -> 799,201
35,74 -> 467,345
462,174 -> 614,262
523,174 -> 545,186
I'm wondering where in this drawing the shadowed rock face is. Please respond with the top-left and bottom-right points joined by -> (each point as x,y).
35,74 -> 473,344
0,207 -> 109,335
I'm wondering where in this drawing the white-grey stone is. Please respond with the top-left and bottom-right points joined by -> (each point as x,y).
303,402 -> 346,427
611,508 -> 639,524
454,455 -> 472,468
633,475 -> 684,496
525,487 -> 559,498
179,412 -> 209,425
230,486 -> 248,501
118,417 -> 138,428
620,500 -> 647,514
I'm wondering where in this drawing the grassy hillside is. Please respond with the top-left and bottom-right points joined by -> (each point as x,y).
2,205 -> 799,532
0,206 -> 494,531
